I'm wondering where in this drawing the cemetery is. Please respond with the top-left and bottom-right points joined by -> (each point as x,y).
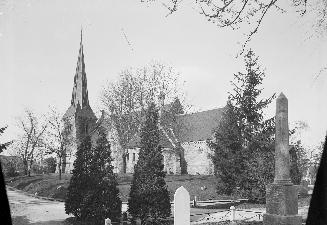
3,31 -> 316,225
2,2 -> 325,225
5,92 -> 312,225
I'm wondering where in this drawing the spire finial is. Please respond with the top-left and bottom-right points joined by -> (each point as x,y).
80,27 -> 83,44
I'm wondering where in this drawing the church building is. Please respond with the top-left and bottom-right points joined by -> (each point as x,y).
61,32 -> 223,175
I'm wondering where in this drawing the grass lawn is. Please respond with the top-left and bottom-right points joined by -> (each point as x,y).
6,173 -> 311,212
5,173 -> 231,202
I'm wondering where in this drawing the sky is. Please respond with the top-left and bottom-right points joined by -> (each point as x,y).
0,0 -> 327,152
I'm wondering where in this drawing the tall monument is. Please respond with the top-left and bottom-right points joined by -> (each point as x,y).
61,30 -> 97,173
263,93 -> 301,225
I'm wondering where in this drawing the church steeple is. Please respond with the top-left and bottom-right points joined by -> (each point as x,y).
70,29 -> 89,108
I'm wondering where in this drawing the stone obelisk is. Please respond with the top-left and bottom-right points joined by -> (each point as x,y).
263,93 -> 301,225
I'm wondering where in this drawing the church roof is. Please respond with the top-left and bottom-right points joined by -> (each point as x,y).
126,107 -> 224,148
176,108 -> 223,143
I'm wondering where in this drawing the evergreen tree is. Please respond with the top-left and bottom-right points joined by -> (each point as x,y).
82,128 -> 122,223
0,126 -> 12,153
65,121 -> 122,224
65,135 -> 93,219
210,49 -> 276,202
128,103 -> 171,224
210,101 -> 243,195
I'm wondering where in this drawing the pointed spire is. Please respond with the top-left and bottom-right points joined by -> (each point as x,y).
70,30 -> 89,108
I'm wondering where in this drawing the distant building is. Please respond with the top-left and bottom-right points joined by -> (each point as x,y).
62,32 -> 223,175
122,105 -> 223,175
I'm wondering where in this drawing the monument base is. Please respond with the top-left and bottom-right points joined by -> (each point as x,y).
263,183 -> 301,225
263,213 -> 302,225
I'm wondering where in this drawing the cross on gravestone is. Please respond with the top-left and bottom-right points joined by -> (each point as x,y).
174,186 -> 190,225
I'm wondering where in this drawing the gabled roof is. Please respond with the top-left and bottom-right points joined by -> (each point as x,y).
126,107 -> 224,148
176,108 -> 223,143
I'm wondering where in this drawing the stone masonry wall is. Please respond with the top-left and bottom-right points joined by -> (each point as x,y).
183,141 -> 214,175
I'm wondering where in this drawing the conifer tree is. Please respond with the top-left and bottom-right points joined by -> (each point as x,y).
128,103 -> 171,224
65,121 -> 122,223
65,134 -> 93,219
83,128 -> 122,223
210,101 -> 243,195
210,49 -> 276,202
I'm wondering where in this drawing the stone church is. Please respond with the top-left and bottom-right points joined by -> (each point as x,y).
61,32 -> 223,175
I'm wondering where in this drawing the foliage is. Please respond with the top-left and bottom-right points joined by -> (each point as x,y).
128,103 -> 171,223
289,122 -> 310,184
81,129 -> 122,223
65,123 -> 121,223
65,135 -> 93,219
31,163 -> 46,174
15,109 -> 48,176
290,146 -> 301,185
0,126 -> 12,153
101,61 -> 186,173
210,102 -> 243,195
44,157 -> 56,173
44,107 -> 75,180
5,166 -> 19,177
209,49 -> 276,202
0,155 -> 24,177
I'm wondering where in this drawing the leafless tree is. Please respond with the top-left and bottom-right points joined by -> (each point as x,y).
15,109 -> 48,176
44,107 -> 75,180
142,0 -> 326,53
101,61 -> 188,173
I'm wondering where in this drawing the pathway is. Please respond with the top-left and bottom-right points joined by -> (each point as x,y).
7,187 -> 70,225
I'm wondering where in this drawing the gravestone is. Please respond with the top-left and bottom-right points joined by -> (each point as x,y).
263,93 -> 301,225
174,186 -> 190,225
104,218 -> 111,225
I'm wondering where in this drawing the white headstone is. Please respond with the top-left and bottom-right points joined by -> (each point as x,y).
104,218 -> 111,225
174,186 -> 190,225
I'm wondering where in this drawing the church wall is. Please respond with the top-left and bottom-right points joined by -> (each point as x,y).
63,116 -> 77,174
117,142 -> 214,175
182,141 -> 214,175
126,148 -> 140,173
105,123 -> 124,174
162,149 -> 179,174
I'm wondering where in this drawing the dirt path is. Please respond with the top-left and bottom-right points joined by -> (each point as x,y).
7,188 -> 70,225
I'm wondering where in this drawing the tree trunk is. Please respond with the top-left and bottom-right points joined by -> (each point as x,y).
178,144 -> 187,175
28,161 -> 32,177
59,156 -> 62,180
23,159 -> 28,176
122,153 -> 127,174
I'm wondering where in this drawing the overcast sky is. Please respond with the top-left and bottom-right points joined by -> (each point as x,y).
1,0 -> 327,151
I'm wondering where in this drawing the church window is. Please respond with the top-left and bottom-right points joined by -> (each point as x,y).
126,153 -> 129,161
133,153 -> 136,162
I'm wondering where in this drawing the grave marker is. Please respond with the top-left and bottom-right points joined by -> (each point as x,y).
263,93 -> 301,225
174,186 -> 190,225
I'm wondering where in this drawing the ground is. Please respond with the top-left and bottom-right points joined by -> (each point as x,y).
6,174 -> 311,225
8,187 -> 69,225
6,173 -> 231,202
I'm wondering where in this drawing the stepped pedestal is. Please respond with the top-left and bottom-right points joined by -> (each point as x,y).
263,93 -> 301,225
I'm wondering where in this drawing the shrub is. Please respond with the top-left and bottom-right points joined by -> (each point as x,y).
44,157 -> 56,173
5,166 -> 19,178
31,164 -> 46,174
65,135 -> 93,219
65,129 -> 121,223
128,103 -> 171,223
